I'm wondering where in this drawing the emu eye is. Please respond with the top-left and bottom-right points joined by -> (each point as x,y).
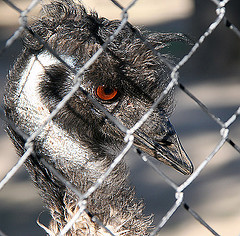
96,86 -> 118,101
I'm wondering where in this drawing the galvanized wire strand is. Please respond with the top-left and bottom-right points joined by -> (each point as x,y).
0,1 -> 135,234
210,0 -> 230,7
126,7 -> 231,234
37,2 -> 136,235
171,5 -> 226,77
58,201 -> 116,236
178,84 -> 240,155
40,159 -> 84,199
224,18 -> 240,38
178,83 -> 224,127
56,2 -> 137,233
183,203 -> 220,236
82,135 -> 134,200
0,1 -> 133,234
224,106 -> 240,128
2,0 -> 22,13
0,143 -> 34,190
1,0 -> 131,136
150,192 -> 184,236
177,130 -> 228,193
25,13 -> 131,144
124,3 -> 226,141
227,138 -> 240,154
140,152 -> 179,191
0,229 -> 7,236
0,0 -> 40,53
85,209 -> 116,236
58,200 -> 87,236
0,0 -> 240,235
0,2 -> 133,193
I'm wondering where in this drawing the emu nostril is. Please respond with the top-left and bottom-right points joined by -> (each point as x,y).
157,140 -> 174,147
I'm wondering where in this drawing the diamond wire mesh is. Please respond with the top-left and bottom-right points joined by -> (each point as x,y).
0,0 -> 240,235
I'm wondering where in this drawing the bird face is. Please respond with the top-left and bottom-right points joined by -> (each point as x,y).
15,1 -> 193,175
37,44 -> 193,175
91,65 -> 193,176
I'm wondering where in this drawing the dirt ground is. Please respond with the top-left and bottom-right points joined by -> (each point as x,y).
0,0 -> 240,235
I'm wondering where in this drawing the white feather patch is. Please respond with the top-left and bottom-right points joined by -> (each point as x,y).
16,51 -> 96,168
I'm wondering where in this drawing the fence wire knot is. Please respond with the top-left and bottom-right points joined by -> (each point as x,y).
220,127 -> 229,138
175,191 -> 184,202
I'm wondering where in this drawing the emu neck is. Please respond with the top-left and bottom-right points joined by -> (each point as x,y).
7,50 -> 152,235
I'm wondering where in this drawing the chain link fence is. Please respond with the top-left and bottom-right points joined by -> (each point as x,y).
0,0 -> 240,235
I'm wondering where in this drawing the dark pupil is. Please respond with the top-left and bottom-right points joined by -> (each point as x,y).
104,87 -> 113,94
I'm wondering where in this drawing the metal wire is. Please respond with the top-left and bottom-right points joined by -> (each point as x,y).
0,0 -> 239,235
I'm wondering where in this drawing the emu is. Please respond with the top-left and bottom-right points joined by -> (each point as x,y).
4,0 -> 193,235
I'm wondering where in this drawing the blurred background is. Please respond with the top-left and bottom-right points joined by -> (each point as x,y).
0,0 -> 240,235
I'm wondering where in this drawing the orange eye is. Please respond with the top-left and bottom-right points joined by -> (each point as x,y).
96,86 -> 118,101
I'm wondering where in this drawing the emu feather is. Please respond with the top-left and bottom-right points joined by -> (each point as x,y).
4,0 -> 193,235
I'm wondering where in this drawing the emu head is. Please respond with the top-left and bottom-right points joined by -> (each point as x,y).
5,0 -> 193,177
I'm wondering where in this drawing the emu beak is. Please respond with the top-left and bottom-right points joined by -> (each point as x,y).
134,120 -> 194,175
